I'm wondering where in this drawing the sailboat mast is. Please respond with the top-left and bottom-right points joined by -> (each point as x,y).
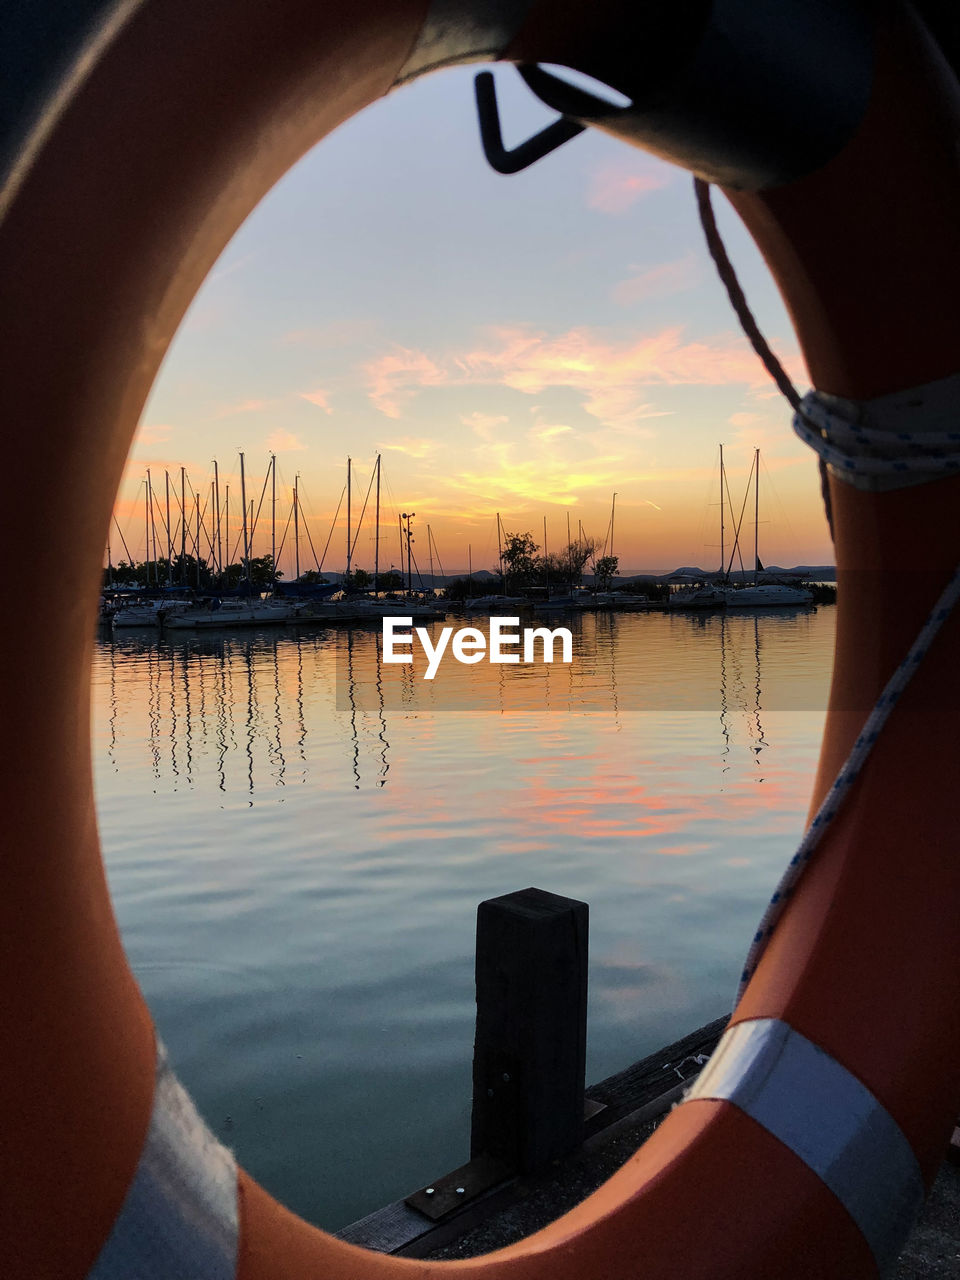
496,512 -> 504,594
147,469 -> 155,574
468,544 -> 472,579
293,475 -> 300,581
180,467 -> 186,583
239,451 -> 248,581
213,460 -> 221,578
719,444 -> 725,578
427,524 -> 434,586
350,455 -> 358,586
543,515 -> 549,597
270,453 -> 276,583
165,471 -> 172,582
195,494 -> 201,588
754,446 -> 760,586
144,478 -> 151,585
224,484 -> 230,576
374,453 -> 381,592
610,492 -> 617,558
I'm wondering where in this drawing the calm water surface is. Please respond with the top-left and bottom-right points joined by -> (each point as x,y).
92,607 -> 835,1229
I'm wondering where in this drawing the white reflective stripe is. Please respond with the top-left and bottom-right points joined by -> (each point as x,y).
686,1018 -> 924,1274
396,0 -> 536,82
87,1042 -> 238,1280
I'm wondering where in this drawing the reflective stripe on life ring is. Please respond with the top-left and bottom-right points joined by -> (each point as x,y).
88,1043 -> 238,1280
686,1019 -> 925,1273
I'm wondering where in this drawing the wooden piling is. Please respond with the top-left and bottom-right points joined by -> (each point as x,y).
470,886 -> 589,1173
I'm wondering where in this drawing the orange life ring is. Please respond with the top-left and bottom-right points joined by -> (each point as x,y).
3,3 -> 960,1278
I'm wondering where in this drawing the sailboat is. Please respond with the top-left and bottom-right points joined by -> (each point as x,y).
720,448 -> 813,608
668,447 -> 729,610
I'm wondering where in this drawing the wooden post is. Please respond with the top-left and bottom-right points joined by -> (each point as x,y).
471,886 -> 588,1173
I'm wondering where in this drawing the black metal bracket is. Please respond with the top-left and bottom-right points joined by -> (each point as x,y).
474,69 -> 586,175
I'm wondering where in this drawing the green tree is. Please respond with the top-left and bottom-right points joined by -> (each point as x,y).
500,531 -> 539,590
536,539 -> 597,588
443,575 -> 482,600
375,570 -> 405,592
171,552 -> 214,589
351,568 -> 371,590
594,555 -> 619,591
247,555 -> 281,587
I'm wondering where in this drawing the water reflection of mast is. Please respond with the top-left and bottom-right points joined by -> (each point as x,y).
181,641 -> 195,786
607,611 -> 621,728
374,636 -> 390,787
345,629 -> 360,789
215,641 -> 229,793
167,645 -> 180,782
107,636 -> 119,770
752,615 -> 768,774
147,639 -> 162,782
295,634 -> 307,770
243,644 -> 256,795
270,639 -> 286,789
718,614 -> 732,778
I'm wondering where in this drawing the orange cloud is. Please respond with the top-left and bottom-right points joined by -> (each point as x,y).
460,411 -> 508,438
266,428 -> 307,452
728,412 -> 763,428
215,397 -> 267,418
300,388 -> 332,412
446,454 -> 631,508
586,160 -> 672,214
364,347 -> 447,418
136,424 -> 173,446
612,252 -> 698,306
361,324 -> 804,432
531,423 -> 574,443
380,436 -> 436,458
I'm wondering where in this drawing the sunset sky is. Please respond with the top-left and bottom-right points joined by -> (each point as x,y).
120,62 -> 832,580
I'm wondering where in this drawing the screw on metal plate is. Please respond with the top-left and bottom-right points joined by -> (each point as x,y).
406,1154 -> 514,1222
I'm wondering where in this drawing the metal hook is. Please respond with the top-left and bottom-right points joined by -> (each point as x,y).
474,69 -> 586,175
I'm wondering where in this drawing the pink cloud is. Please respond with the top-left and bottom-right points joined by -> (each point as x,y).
136,424 -> 172,446
460,411 -> 508,439
361,324 -> 804,430
300,388 -> 332,413
266,429 -> 307,452
364,347 -> 448,418
587,160 -> 672,214
380,436 -> 436,458
215,398 -> 267,418
612,252 -> 698,306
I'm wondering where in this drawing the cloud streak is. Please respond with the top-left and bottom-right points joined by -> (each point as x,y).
363,324 -> 802,430
380,436 -> 436,458
300,388 -> 333,413
266,428 -> 307,452
586,159 -> 672,214
612,252 -> 698,306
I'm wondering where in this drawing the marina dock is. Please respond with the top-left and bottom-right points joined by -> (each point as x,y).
340,889 -> 960,1275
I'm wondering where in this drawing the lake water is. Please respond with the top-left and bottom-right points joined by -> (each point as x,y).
92,605 -> 835,1230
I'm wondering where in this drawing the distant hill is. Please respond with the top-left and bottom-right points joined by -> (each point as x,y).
319,565 -> 836,587
617,565 -> 837,584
